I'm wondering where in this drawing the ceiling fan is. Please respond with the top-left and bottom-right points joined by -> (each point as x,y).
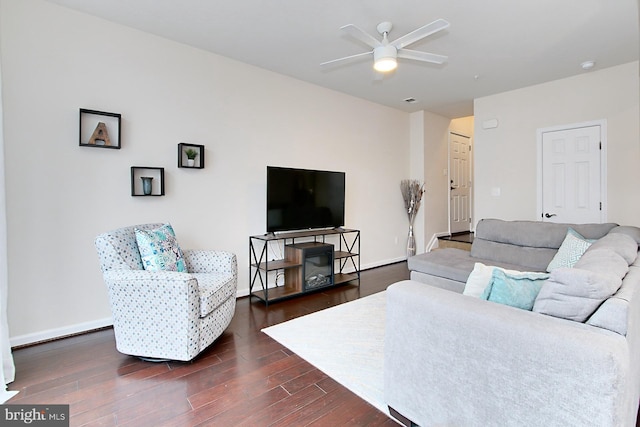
321,19 -> 450,73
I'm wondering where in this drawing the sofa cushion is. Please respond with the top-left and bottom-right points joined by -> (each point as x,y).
480,269 -> 549,310
408,249 -> 478,283
608,225 -> 640,245
470,219 -> 617,272
473,219 -> 617,249
533,261 -> 624,322
408,249 -> 529,284
588,232 -> 638,265
135,223 -> 187,273
546,228 -> 593,272
586,280 -> 633,335
470,239 -> 557,272
575,248 -> 630,277
586,261 -> 640,335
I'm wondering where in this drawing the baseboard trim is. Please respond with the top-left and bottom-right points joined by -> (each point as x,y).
427,232 -> 449,252
10,317 -> 113,348
13,259 -> 409,347
361,257 -> 407,270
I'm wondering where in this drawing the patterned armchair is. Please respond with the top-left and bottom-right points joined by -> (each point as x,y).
95,223 -> 237,361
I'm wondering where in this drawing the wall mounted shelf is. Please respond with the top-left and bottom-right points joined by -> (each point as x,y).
178,143 -> 205,169
79,109 -> 121,149
131,167 -> 165,196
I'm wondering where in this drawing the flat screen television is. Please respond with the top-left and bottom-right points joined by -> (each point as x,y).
267,166 -> 345,233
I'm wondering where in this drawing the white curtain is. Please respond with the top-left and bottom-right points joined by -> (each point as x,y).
0,47 -> 18,403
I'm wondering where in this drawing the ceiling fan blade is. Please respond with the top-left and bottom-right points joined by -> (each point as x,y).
340,24 -> 382,49
391,19 -> 450,50
320,51 -> 372,67
397,49 -> 448,64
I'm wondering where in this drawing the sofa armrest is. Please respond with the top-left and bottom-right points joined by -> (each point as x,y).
384,280 -> 631,427
183,250 -> 237,276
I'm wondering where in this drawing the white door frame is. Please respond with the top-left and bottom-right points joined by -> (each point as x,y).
536,119 -> 607,223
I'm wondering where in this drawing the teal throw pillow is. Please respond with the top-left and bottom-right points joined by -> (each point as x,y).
480,269 -> 550,311
135,223 -> 187,272
546,228 -> 594,272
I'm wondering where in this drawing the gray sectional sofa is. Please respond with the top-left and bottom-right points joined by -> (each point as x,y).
385,219 -> 640,426
407,218 -> 619,292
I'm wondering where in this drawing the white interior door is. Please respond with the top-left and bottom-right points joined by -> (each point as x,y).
449,133 -> 472,233
540,124 -> 604,223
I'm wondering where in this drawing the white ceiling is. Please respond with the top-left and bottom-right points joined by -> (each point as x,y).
45,0 -> 639,118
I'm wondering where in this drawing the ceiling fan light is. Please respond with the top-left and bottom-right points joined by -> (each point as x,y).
373,45 -> 398,72
374,57 -> 397,72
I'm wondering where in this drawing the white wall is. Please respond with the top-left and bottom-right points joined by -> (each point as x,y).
422,112 -> 451,247
0,0 -> 410,343
408,112 -> 425,253
473,62 -> 640,227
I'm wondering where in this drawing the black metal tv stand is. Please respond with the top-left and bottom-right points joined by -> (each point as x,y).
249,228 -> 360,305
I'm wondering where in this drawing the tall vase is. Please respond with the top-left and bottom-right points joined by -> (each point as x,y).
141,176 -> 153,195
406,216 -> 416,258
401,179 -> 424,258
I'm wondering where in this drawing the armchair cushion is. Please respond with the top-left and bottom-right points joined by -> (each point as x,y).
135,223 -> 187,272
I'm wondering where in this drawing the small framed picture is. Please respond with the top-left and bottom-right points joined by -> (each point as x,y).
79,109 -> 121,149
178,143 -> 205,169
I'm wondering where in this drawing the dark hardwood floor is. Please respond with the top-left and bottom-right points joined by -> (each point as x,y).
7,262 -> 410,426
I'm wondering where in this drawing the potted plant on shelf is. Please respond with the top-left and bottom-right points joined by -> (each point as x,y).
184,148 -> 198,167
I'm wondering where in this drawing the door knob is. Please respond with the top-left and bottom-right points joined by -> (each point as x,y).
544,213 -> 557,218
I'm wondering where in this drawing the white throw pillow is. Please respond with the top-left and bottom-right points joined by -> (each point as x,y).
464,263 -> 496,297
546,228 -> 593,272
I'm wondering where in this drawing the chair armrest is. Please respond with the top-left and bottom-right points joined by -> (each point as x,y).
102,269 -> 205,360
384,280 -> 629,427
102,269 -> 200,316
183,250 -> 237,276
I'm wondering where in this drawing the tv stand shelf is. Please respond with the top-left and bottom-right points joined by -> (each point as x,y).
249,228 -> 360,304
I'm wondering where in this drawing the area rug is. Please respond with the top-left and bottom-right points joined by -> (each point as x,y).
262,291 -> 393,420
